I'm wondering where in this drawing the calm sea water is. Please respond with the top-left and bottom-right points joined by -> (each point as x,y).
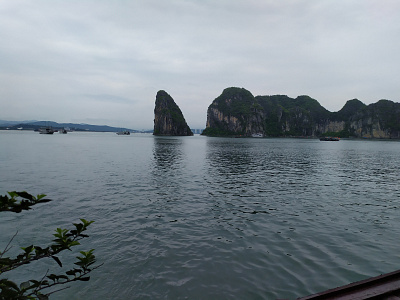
1,131 -> 400,299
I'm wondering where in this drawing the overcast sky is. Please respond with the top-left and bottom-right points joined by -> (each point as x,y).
1,1 -> 399,129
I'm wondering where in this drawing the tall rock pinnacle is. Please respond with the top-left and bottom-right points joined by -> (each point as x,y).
153,90 -> 193,136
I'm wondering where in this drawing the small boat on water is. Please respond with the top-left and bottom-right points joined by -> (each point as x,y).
251,133 -> 264,138
39,127 -> 55,134
319,136 -> 339,141
116,130 -> 130,135
59,128 -> 68,134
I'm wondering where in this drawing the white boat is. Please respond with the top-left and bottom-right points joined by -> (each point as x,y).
251,133 -> 263,138
39,127 -> 55,134
116,130 -> 130,135
59,128 -> 68,134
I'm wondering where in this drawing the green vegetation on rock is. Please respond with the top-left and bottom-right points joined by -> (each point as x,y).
202,87 -> 400,139
202,87 -> 264,137
213,87 -> 256,117
153,90 -> 193,136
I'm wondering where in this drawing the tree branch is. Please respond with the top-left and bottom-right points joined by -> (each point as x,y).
0,231 -> 18,259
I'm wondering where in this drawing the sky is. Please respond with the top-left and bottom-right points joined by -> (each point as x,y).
1,0 -> 399,130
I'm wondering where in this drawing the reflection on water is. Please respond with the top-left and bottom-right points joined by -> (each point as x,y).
206,138 -> 254,175
153,136 -> 183,170
151,136 -> 185,205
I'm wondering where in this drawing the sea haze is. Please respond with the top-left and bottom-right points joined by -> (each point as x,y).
0,131 -> 399,299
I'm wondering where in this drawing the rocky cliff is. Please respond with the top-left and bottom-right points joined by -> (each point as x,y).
202,87 -> 400,139
204,88 -> 264,136
348,100 -> 400,138
153,90 -> 193,136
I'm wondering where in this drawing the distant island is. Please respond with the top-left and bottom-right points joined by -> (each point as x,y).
0,121 -> 144,133
202,87 -> 400,139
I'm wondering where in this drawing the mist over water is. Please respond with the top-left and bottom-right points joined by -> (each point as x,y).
1,131 -> 400,299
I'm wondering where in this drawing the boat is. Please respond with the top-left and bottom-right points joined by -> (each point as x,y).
251,133 -> 264,138
38,127 -> 55,134
59,128 -> 68,134
116,130 -> 130,135
297,269 -> 400,299
319,136 -> 339,141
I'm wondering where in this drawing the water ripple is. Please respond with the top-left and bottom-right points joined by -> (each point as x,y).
1,133 -> 400,299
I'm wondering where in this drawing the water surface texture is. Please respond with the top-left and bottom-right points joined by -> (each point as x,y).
1,131 -> 399,299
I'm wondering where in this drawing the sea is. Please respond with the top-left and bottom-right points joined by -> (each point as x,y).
1,130 -> 400,299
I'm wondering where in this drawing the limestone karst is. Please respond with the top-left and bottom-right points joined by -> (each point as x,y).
153,90 -> 193,136
202,87 -> 400,138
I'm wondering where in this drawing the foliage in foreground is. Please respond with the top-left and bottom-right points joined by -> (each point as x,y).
0,191 -> 100,299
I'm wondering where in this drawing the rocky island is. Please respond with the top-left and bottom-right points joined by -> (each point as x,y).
202,87 -> 400,139
153,90 -> 193,136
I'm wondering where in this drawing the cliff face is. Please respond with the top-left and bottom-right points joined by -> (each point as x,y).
314,121 -> 346,136
203,88 -> 264,136
348,100 -> 400,138
202,87 -> 400,138
153,90 -> 193,136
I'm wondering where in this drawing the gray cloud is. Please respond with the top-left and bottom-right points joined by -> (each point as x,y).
82,94 -> 134,104
1,0 -> 399,129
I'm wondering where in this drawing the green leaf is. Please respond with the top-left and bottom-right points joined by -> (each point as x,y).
77,276 -> 90,281
36,194 -> 47,200
15,191 -> 34,201
57,275 -> 69,281
7,191 -> 18,199
69,241 -> 80,247
20,281 -> 30,290
41,280 -> 50,286
73,223 -> 84,234
22,245 -> 35,255
47,274 -> 58,282
54,228 -> 68,237
34,246 -> 48,256
66,268 -> 82,276
0,279 -> 20,291
51,255 -> 63,267
74,249 -> 96,270
80,219 -> 94,227
38,198 -> 52,204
